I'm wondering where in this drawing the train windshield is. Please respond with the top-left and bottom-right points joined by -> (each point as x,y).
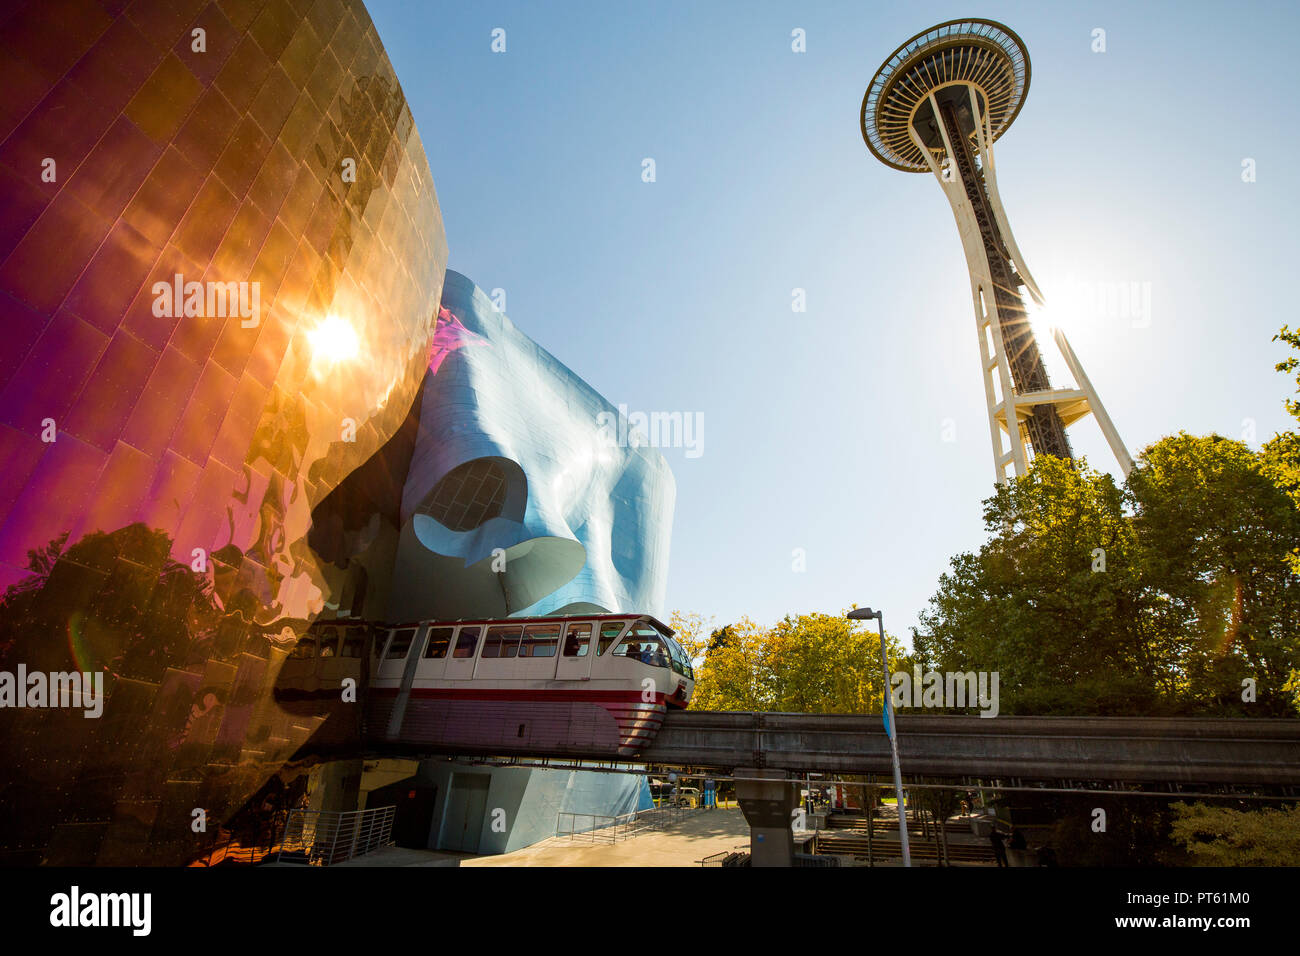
662,634 -> 694,679
615,626 -> 669,668
638,620 -> 693,679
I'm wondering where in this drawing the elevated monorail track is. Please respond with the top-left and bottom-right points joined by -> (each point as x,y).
643,712 -> 1300,788
345,711 -> 1300,792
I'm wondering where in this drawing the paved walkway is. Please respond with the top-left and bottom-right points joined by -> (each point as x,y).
320,808 -> 751,867
463,808 -> 751,867
329,845 -> 466,867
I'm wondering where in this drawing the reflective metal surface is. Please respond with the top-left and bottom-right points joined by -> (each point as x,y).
0,0 -> 446,864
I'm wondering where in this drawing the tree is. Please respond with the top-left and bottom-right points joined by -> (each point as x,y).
672,610 -> 907,713
914,434 -> 1300,716
1043,794 -> 1180,866
672,615 -> 772,711
1170,802 -> 1300,866
765,612 -> 906,714
1263,326 -> 1300,709
914,455 -> 1164,715
911,784 -> 962,865
666,610 -> 713,666
1262,326 -> 1300,567
1127,433 -> 1300,714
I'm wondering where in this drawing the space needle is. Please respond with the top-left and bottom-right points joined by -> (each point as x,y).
861,19 -> 1133,482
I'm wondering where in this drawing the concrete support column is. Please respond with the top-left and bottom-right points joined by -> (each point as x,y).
735,768 -> 798,867
310,759 -> 364,813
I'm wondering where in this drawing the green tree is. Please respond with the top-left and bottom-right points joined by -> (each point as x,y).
673,611 -> 906,713
683,616 -> 772,711
1127,432 -> 1300,713
1170,802 -> 1300,866
1043,795 -> 1180,866
914,455 -> 1163,714
765,612 -> 905,713
666,610 -> 713,665
1262,326 -> 1300,707
911,784 -> 963,865
915,434 -> 1300,716
1262,326 -> 1300,562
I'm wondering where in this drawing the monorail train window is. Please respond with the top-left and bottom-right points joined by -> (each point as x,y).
425,627 -> 454,659
563,624 -> 592,657
482,625 -> 523,659
290,637 -> 316,659
317,627 -> 339,657
597,622 -> 626,655
615,628 -> 669,668
340,627 -> 366,658
385,628 -> 417,660
452,627 -> 480,658
664,636 -> 694,678
520,623 -> 560,658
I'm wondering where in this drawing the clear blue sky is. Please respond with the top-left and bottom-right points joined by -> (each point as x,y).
368,0 -> 1300,645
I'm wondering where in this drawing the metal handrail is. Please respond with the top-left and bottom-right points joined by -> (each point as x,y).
275,805 -> 396,866
555,802 -> 705,845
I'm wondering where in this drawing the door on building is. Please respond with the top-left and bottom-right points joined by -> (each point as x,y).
441,773 -> 490,853
366,779 -> 439,849
394,786 -> 438,849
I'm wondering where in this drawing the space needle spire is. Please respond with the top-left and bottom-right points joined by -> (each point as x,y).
861,19 -> 1133,483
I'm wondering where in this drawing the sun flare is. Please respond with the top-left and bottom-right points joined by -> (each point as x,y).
307,315 -> 361,365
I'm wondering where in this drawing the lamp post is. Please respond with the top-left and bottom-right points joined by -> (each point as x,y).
848,606 -> 911,867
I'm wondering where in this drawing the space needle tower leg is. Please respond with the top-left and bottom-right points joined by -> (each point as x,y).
860,19 -> 1133,484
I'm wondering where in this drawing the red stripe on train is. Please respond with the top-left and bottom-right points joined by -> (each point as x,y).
378,687 -> 670,704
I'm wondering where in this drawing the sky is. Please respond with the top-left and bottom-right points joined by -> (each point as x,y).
366,0 -> 1300,646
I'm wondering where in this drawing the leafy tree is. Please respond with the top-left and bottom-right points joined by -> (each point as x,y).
671,610 -> 906,713
765,612 -> 905,713
1271,326 -> 1300,425
914,455 -> 1164,714
666,610 -> 713,666
688,616 -> 772,711
1263,326 -> 1300,566
1043,794 -> 1180,866
1127,432 -> 1300,713
911,784 -> 963,865
914,433 -> 1300,715
1262,325 -> 1300,707
1169,802 -> 1300,866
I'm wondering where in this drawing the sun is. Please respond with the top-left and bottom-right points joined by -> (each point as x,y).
307,315 -> 361,366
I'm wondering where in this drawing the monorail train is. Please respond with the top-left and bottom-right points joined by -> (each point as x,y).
278,614 -> 694,758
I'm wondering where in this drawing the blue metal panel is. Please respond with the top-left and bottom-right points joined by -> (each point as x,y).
388,271 -> 675,621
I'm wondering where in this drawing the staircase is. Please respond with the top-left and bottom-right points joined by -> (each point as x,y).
817,812 -> 995,866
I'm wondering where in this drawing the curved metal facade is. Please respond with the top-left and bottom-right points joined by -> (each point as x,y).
0,0 -> 446,864
388,271 -> 675,622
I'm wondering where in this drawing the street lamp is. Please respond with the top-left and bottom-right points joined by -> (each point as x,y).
847,605 -> 911,867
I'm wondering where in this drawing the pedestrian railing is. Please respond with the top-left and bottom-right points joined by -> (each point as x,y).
699,845 -> 749,867
275,805 -> 396,866
555,803 -> 705,844
555,812 -> 621,844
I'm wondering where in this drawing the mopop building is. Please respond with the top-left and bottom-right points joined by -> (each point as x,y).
861,19 -> 1133,483
0,0 -> 675,865
0,0 -> 448,865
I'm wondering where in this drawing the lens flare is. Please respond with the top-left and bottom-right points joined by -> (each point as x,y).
307,315 -> 361,365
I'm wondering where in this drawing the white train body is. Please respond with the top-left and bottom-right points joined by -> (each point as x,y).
286,614 -> 694,757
